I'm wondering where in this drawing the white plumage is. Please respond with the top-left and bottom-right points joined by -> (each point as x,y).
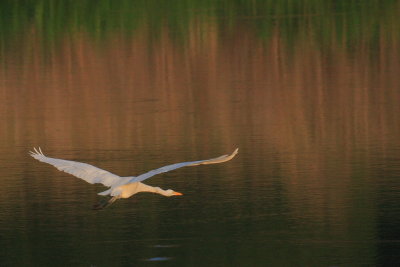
30,147 -> 238,209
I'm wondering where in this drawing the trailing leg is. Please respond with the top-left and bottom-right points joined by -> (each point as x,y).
92,196 -> 118,210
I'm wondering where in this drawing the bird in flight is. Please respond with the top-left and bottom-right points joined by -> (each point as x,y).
30,147 -> 238,209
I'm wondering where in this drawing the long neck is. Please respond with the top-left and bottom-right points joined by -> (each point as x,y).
137,182 -> 170,196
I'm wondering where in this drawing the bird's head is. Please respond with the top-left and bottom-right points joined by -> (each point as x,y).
166,189 -> 183,197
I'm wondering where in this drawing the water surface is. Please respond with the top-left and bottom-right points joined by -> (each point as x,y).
0,2 -> 400,266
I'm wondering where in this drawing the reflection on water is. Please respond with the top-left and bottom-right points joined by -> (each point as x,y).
143,257 -> 173,262
152,244 -> 180,248
1,2 -> 400,266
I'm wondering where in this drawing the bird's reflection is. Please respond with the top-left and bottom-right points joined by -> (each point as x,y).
143,257 -> 173,262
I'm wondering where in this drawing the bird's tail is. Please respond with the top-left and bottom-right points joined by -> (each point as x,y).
92,196 -> 118,210
98,188 -> 112,196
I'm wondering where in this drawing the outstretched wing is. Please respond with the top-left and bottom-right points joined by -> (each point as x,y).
30,147 -> 121,187
125,148 -> 239,184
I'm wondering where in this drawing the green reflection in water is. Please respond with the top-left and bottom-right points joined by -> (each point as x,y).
0,0 -> 398,47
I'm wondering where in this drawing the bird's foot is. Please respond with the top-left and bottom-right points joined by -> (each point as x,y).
92,198 -> 109,210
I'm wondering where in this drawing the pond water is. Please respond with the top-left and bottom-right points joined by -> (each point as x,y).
0,2 -> 400,266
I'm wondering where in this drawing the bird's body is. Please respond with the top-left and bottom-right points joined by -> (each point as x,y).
103,181 -> 181,198
30,147 -> 238,209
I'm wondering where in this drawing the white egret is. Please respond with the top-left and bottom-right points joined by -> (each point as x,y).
30,147 -> 238,209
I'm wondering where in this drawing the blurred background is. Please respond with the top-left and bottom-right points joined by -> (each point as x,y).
0,1 -> 399,266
